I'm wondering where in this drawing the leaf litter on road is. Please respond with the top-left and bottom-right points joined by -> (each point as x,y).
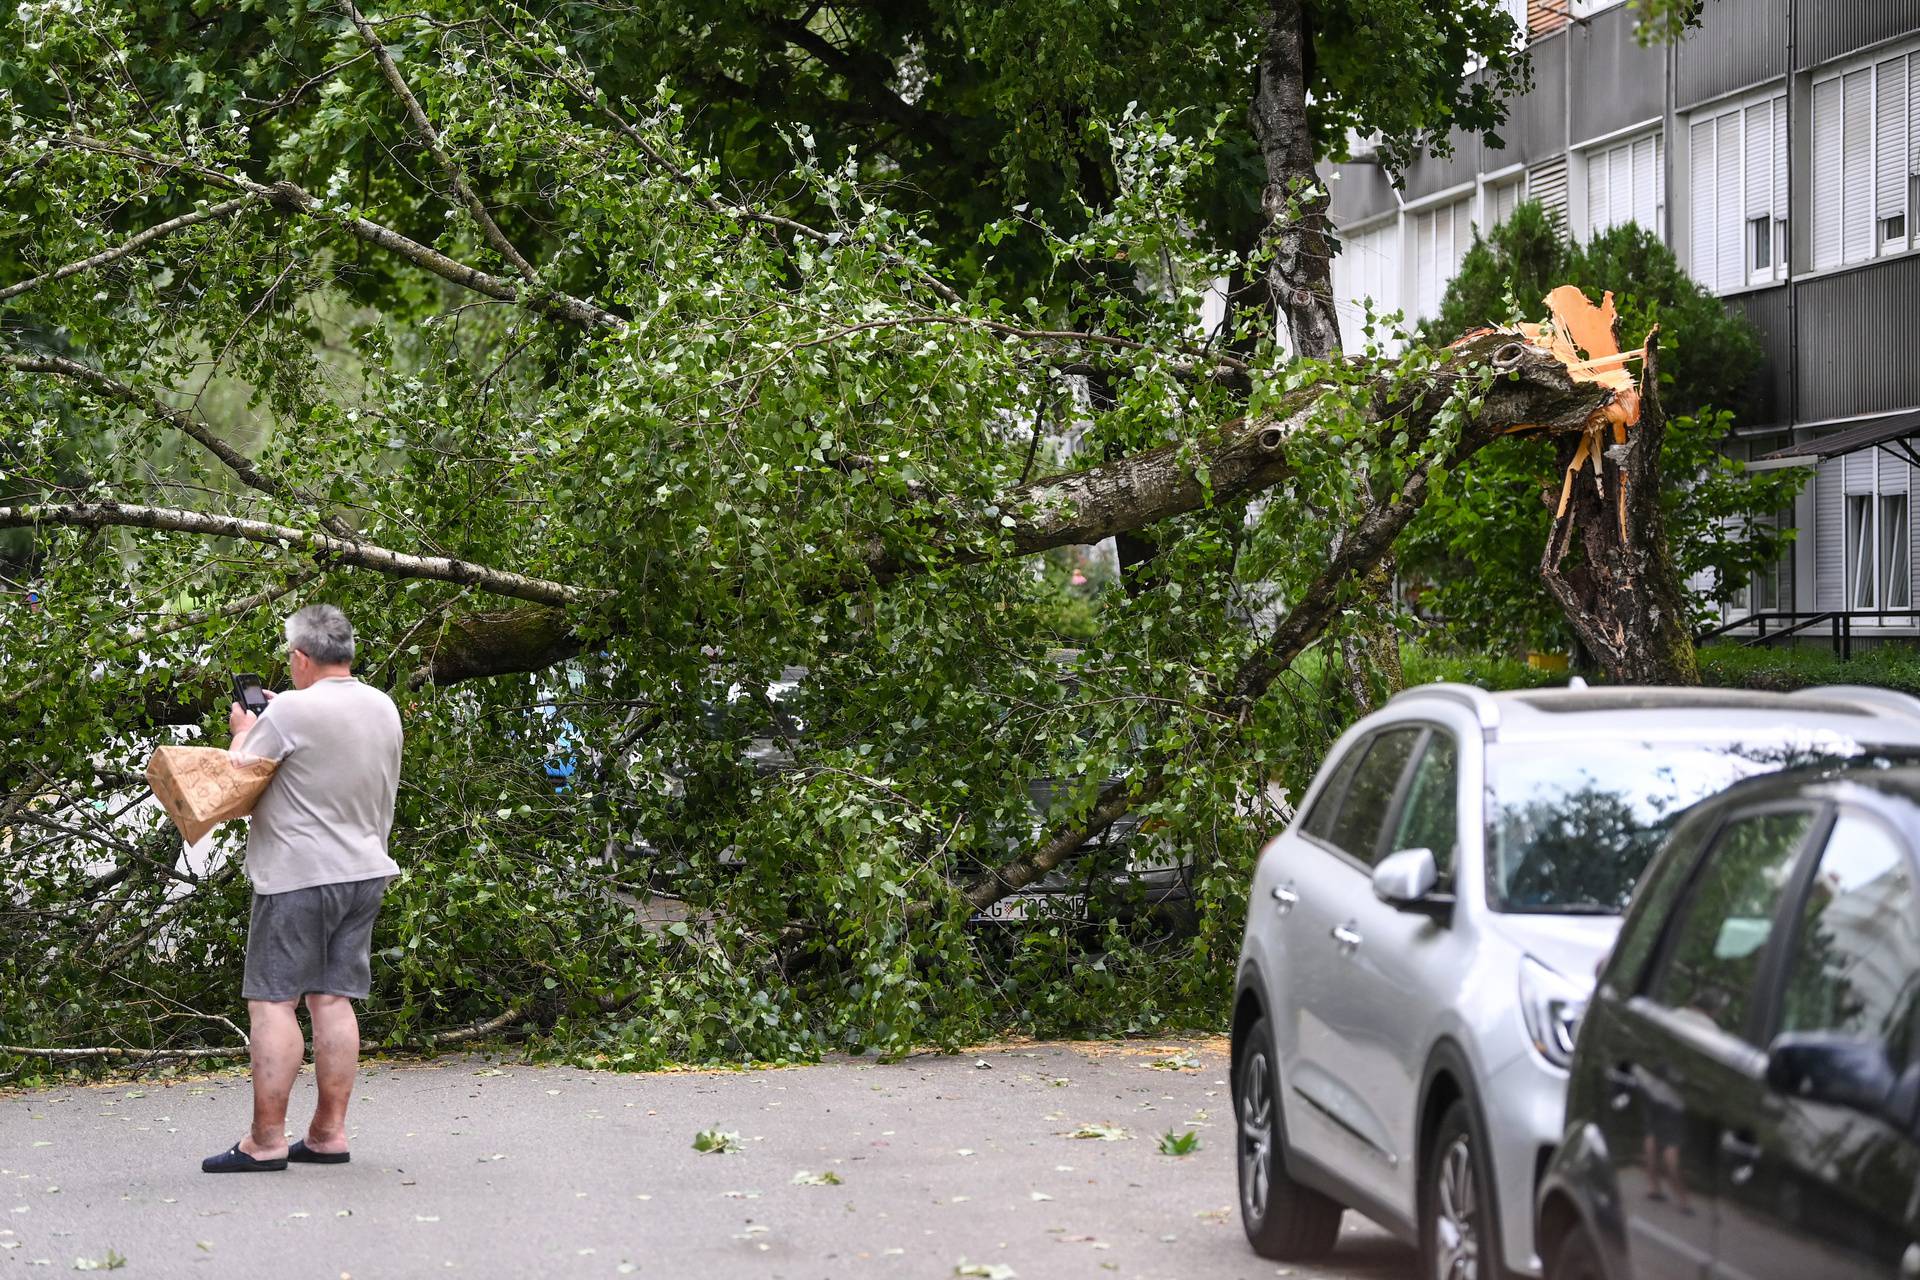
693,1128 -> 742,1154
1064,1123 -> 1129,1141
1157,1130 -> 1201,1156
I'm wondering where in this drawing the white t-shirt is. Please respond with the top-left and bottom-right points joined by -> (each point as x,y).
233,676 -> 402,895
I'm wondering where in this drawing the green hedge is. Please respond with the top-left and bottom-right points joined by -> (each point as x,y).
1403,641 -> 1920,697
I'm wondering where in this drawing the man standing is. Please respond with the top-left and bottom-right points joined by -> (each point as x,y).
203,604 -> 402,1173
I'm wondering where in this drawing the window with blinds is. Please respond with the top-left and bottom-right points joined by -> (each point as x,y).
1687,94 -> 1787,293
1811,46 -> 1920,272
1331,221 -> 1402,350
1584,132 -> 1664,243
1410,198 -> 1472,322
1827,447 -> 1915,615
1485,176 -> 1524,230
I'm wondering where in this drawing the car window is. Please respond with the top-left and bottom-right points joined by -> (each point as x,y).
1389,732 -> 1458,881
1777,810 -> 1920,1071
1324,727 -> 1423,865
1302,735 -> 1371,843
1604,805 -> 1720,993
1647,809 -> 1815,1042
1484,738 -> 1885,914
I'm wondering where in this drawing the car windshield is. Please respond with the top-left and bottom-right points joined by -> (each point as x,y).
1485,731 -> 1907,915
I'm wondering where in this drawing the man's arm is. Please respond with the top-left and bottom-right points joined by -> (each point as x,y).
228,688 -> 277,759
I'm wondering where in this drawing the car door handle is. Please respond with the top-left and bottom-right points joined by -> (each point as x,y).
1721,1129 -> 1762,1184
1605,1065 -> 1638,1111
1330,923 -> 1362,950
1271,884 -> 1299,914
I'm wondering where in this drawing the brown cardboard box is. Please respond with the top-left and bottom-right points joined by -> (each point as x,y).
145,746 -> 278,845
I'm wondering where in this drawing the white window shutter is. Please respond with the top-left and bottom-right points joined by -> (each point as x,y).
1588,149 -> 1610,238
1716,115 -> 1742,286
1813,77 -> 1843,269
1610,145 -> 1632,230
1744,103 -> 1771,219
1816,461 -> 1845,610
1691,118 -> 1719,287
1877,56 -> 1909,226
1911,53 -> 1920,185
1843,68 -> 1874,261
1655,132 -> 1666,221
1773,95 -> 1789,224
1632,136 -> 1657,229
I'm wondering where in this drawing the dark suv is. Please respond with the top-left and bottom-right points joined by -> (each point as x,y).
1537,762 -> 1920,1280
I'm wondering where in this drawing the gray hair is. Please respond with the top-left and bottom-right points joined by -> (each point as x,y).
285,603 -> 355,665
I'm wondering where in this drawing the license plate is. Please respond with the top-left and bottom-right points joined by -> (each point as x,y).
971,893 -> 1086,923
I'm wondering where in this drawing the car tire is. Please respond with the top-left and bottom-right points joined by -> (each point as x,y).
1421,1098 -> 1498,1280
1236,1015 -> 1343,1259
1548,1222 -> 1606,1280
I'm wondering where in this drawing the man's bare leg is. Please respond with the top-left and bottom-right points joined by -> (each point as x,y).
303,993 -> 359,1154
240,998 -> 301,1160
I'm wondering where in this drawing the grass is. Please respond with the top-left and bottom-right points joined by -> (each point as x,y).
1400,640 -> 1920,697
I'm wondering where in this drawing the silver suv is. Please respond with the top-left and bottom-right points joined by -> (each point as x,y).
1230,682 -> 1920,1279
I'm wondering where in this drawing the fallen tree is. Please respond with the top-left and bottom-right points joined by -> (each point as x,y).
0,0 -> 1647,1069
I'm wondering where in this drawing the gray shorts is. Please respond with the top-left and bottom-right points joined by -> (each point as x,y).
242,875 -> 391,1003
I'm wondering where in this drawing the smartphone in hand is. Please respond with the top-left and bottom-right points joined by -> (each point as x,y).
232,673 -> 271,716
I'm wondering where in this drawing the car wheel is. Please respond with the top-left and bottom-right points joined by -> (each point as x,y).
1422,1098 -> 1497,1280
1549,1222 -> 1606,1280
1236,1015 -> 1343,1259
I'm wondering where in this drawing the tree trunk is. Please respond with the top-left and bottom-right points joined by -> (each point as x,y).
1249,0 -> 1342,363
1538,343 -> 1701,684
1249,0 -> 1401,711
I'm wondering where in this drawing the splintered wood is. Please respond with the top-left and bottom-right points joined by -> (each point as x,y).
1508,285 -> 1653,542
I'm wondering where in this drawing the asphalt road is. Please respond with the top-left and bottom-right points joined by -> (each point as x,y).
0,1037 -> 1415,1280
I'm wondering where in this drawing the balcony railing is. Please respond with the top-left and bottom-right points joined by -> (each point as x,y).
1696,609 -> 1920,658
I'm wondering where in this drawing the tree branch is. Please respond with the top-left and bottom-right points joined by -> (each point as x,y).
1,354 -> 350,536
341,0 -> 542,284
51,134 -> 623,330
0,195 -> 262,303
412,330 -> 1611,687
0,500 -> 588,606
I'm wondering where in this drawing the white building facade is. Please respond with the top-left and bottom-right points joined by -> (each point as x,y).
1321,0 -> 1920,638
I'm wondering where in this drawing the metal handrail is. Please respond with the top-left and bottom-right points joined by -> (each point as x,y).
1696,608 -> 1920,658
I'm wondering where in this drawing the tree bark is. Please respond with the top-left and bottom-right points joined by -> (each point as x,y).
1538,343 -> 1701,684
1250,0 -> 1402,711
1249,0 -> 1342,364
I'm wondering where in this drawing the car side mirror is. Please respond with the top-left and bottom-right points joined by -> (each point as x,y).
1373,847 -> 1452,919
1765,1032 -> 1896,1116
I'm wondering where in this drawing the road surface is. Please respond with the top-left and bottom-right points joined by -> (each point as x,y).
1,1037 -> 1415,1279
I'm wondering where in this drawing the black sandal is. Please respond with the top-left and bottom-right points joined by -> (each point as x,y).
202,1142 -> 288,1173
288,1139 -> 350,1165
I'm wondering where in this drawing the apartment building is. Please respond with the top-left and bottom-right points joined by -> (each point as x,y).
1323,0 -> 1920,633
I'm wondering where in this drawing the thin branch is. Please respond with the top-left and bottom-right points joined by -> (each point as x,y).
427,1004 -> 527,1045
50,134 -> 622,330
508,39 -> 965,307
1,353 -> 345,533
0,195 -> 262,303
0,500 -> 590,606
341,0 -> 541,283
0,1043 -> 245,1062
788,313 -> 1251,376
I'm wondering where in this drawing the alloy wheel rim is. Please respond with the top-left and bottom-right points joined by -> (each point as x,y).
1239,1050 -> 1273,1223
1434,1134 -> 1479,1280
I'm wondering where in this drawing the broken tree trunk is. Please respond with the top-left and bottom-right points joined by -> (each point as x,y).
1523,287 -> 1700,685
